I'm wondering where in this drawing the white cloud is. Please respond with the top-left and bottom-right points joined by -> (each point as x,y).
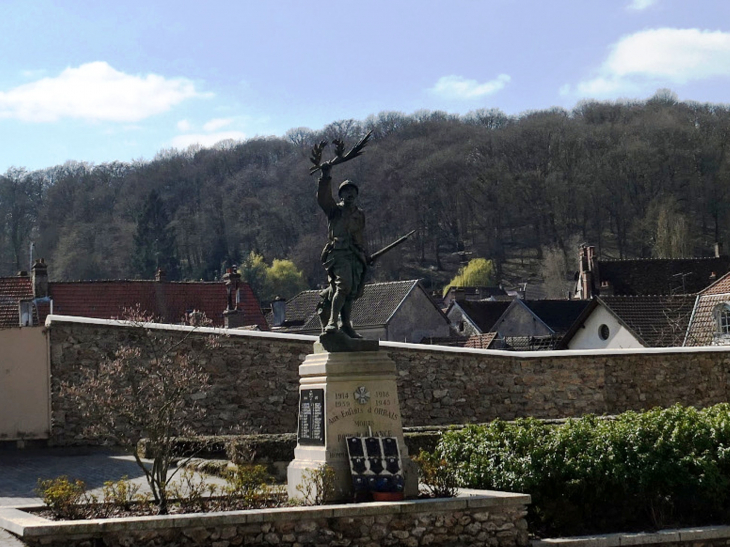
0,61 -> 209,122
203,118 -> 233,132
177,119 -> 192,131
626,0 -> 658,11
568,29 -> 730,99
429,74 -> 511,100
172,131 -> 246,150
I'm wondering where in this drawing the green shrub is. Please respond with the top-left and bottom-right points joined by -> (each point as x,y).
437,404 -> 730,536
36,476 -> 91,520
224,464 -> 272,507
295,464 -> 336,505
413,449 -> 458,498
102,476 -> 148,509
167,467 -> 221,513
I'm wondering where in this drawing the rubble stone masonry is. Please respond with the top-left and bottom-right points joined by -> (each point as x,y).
47,317 -> 730,444
0,491 -> 530,547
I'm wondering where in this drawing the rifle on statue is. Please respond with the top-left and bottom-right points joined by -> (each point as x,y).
368,230 -> 417,265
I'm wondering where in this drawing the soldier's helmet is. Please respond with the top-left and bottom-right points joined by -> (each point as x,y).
338,180 -> 359,195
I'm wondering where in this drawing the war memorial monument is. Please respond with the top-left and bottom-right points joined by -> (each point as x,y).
287,133 -> 418,501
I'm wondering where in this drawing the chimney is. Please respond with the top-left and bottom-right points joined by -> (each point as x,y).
271,296 -> 287,327
31,258 -> 48,298
224,310 -> 249,328
579,246 -> 597,299
155,268 -> 166,282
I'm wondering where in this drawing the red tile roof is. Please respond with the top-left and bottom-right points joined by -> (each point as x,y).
0,276 -> 34,328
700,270 -> 730,295
48,280 -> 267,329
685,293 -> 730,346
464,332 -> 498,349
0,278 -> 267,330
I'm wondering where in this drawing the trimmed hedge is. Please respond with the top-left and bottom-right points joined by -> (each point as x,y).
437,404 -> 730,537
138,430 -> 443,467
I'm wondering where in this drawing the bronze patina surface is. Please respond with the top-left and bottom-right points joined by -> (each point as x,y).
310,133 -> 372,342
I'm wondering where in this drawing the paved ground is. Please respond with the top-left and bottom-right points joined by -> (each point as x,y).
0,446 -> 225,546
0,446 -> 151,507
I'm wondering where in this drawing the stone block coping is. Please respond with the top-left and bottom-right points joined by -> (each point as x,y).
532,525 -> 730,547
0,489 -> 530,541
45,314 -> 730,359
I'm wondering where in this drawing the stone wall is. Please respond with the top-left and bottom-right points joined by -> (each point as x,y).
47,316 -> 730,444
1,491 -> 530,547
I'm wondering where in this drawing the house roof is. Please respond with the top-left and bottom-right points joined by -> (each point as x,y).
682,272 -> 730,346
559,295 -> 697,348
600,295 -> 697,347
596,256 -> 730,296
273,280 -> 424,332
443,286 -> 508,301
46,280 -> 267,329
450,300 -> 512,333
519,300 -> 591,334
498,335 -> 559,351
464,332 -> 498,349
0,276 -> 34,328
0,277 -> 267,330
684,293 -> 730,347
699,269 -> 730,295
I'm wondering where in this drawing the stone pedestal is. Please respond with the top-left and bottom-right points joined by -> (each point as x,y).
287,348 -> 417,501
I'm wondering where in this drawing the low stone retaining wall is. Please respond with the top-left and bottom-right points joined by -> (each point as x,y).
532,525 -> 730,547
0,489 -> 529,547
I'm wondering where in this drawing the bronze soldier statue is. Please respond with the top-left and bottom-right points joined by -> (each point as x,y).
309,133 -> 372,338
310,132 -> 414,342
316,163 -> 370,338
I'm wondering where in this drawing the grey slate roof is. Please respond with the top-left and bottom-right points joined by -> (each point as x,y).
601,295 -> 697,347
519,300 -> 591,334
273,280 -> 422,332
596,256 -> 730,296
451,300 -> 512,333
559,295 -> 698,348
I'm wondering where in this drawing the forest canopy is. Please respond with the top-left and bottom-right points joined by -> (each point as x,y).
2,92 -> 729,300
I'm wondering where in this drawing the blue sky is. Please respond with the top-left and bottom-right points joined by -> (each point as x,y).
1,0 -> 729,173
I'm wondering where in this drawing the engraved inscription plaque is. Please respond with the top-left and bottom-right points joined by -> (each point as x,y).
298,388 -> 325,445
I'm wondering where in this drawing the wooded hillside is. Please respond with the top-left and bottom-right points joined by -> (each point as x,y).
3,91 -> 729,299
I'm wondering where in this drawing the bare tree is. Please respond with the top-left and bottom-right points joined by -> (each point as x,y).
61,307 -> 217,514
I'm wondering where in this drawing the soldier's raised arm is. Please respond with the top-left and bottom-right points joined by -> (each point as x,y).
317,162 -> 337,215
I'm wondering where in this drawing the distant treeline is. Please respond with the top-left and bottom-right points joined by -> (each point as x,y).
2,90 -> 730,293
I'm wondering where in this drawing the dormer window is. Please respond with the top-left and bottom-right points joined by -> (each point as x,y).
713,303 -> 730,334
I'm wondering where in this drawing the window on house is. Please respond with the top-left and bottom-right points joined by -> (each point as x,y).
598,324 -> 610,340
19,301 -> 33,327
714,304 -> 730,334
